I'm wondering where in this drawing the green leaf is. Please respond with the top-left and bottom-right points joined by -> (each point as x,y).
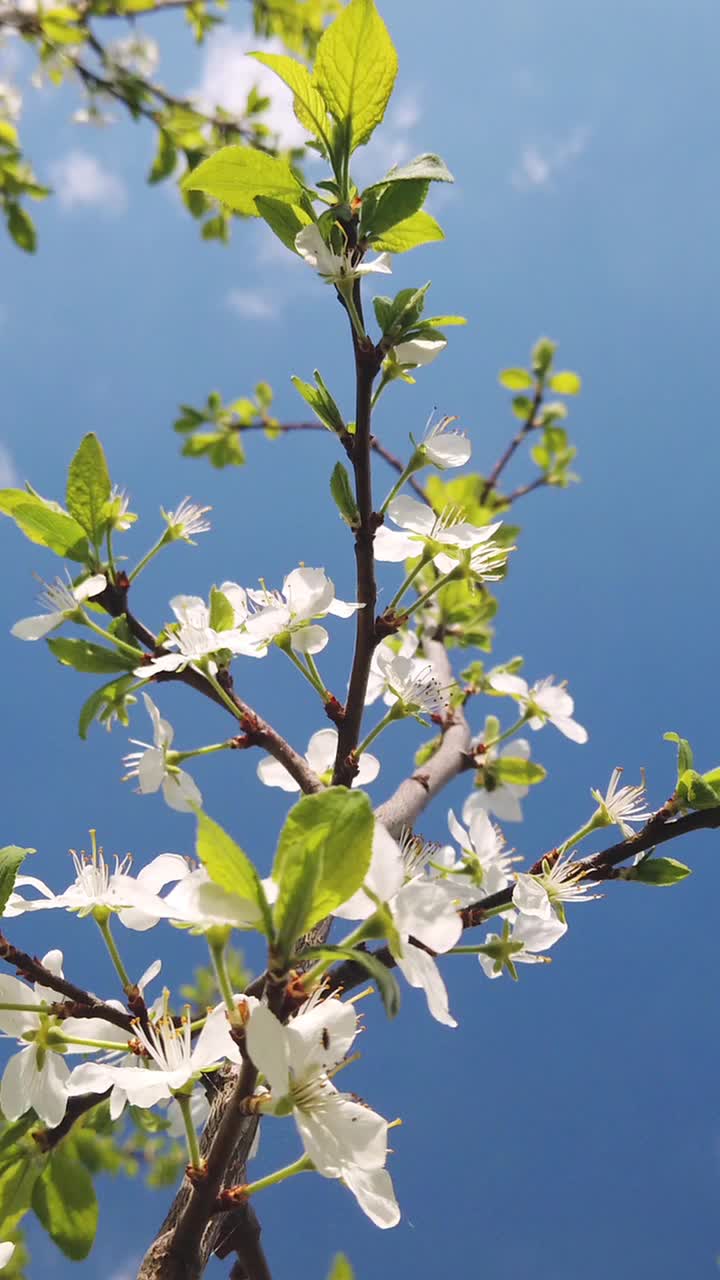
499,368 -> 533,391
209,588 -> 235,633
273,844 -> 322,964
415,734 -> 441,766
7,204 -> 36,253
0,1155 -> 41,1233
628,857 -> 692,887
550,371 -> 582,395
314,0 -> 398,150
255,196 -> 311,253
251,53 -> 329,144
148,130 -> 177,184
532,337 -> 556,377
78,675 -> 137,739
291,372 -> 345,433
495,757 -> 547,785
679,769 -> 720,810
302,944 -> 400,1019
330,463 -> 359,529
46,636 -> 136,675
273,789 -> 374,931
32,1144 -> 98,1261
182,146 -> 302,215
366,178 -> 429,239
196,812 -> 271,933
9,501 -> 90,561
369,153 -> 454,186
0,846 -> 34,917
66,434 -> 111,542
327,1255 -> 354,1280
664,731 -> 693,779
373,210 -> 443,253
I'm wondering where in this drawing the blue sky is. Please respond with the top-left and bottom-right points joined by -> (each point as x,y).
1,1 -> 718,1276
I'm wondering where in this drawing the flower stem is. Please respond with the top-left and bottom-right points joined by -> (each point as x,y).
401,565 -> 462,621
96,916 -> 132,991
204,671 -> 243,722
386,555 -> 429,613
304,651 -> 327,696
0,1001 -> 46,1013
281,646 -> 327,699
241,1155 -> 313,1197
208,936 -> 236,1016
57,1033 -> 128,1050
557,811 -> 606,856
106,527 -> 116,578
173,741 -> 232,764
483,715 -> 530,752
356,706 -> 399,757
128,532 -> 170,583
174,1091 -> 202,1169
379,454 -> 423,515
80,613 -> 144,662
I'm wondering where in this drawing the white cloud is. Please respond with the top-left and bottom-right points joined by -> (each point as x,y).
192,29 -> 306,150
51,150 -> 127,212
511,126 -> 591,191
225,288 -> 276,319
0,441 -> 18,487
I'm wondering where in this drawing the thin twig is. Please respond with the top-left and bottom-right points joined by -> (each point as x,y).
0,933 -> 134,1032
480,384 -> 543,505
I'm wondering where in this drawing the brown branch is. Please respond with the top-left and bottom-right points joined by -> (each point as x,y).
97,579 -> 323,797
480,383 -> 543,505
0,933 -> 134,1033
34,1089 -> 111,1153
332,332 -> 384,786
503,474 -> 551,506
375,635 -> 472,837
326,803 -> 720,995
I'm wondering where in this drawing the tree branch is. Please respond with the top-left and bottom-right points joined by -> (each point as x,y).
326,803 -> 720,995
332,336 -> 383,785
480,383 -> 543,505
97,579 -> 323,796
375,635 -> 472,837
0,933 -> 134,1032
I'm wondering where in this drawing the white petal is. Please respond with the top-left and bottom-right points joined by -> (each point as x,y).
286,998 -> 357,1077
74,573 -> 106,602
325,597 -> 363,618
395,943 -> 457,1027
30,1050 -> 70,1126
387,495 -> 437,536
283,567 -> 333,619
257,755 -> 301,792
0,1242 -> 16,1268
356,252 -> 392,276
11,611 -> 63,640
553,715 -> 589,744
425,435 -> 472,469
291,624 -> 328,654
354,752 -> 380,786
296,1088 -> 388,1173
137,748 -> 166,794
191,1004 -> 241,1069
372,527 -> 420,562
394,338 -> 446,367
1,1048 -> 36,1119
161,770 -> 202,813
394,880 -> 462,954
334,823 -> 404,920
138,958 -> 162,993
304,729 -> 337,775
246,1005 -> 290,1098
61,1016 -> 129,1051
489,673 -> 528,698
342,1166 -> 401,1228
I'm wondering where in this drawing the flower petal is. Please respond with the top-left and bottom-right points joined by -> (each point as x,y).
395,943 -> 457,1028
342,1166 -> 400,1229
246,1005 -> 290,1098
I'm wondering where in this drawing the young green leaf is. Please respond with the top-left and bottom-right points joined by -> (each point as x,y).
664,731 -> 693,779
327,1255 -> 355,1280
372,210 -> 443,253
627,857 -> 692,887
314,0 -> 398,151
291,372 -> 345,434
66,434 -> 112,543
679,769 -> 720,810
301,943 -> 400,1019
369,153 -> 454,186
78,675 -> 137,738
0,1154 -> 41,1233
273,845 -> 322,966
196,811 -> 271,934
32,1145 -> 98,1261
498,368 -> 533,391
182,146 -> 302,215
330,463 -> 360,529
255,197 -> 312,253
549,371 -> 582,395
495,757 -> 547,785
273,789 -> 374,930
365,178 -> 429,239
209,588 -> 235,632
2,497 -> 89,561
250,53 -> 330,145
47,636 -> 137,675
0,846 -> 34,917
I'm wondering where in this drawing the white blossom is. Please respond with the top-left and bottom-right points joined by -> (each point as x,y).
295,225 -> 392,285
374,495 -> 505,576
106,33 -> 159,78
462,738 -> 532,824
122,693 -> 202,813
161,497 -> 211,542
420,413 -> 471,469
0,1243 -> 15,1269
257,727 -> 379,792
447,808 -> 520,898
68,1003 -> 240,1109
489,672 -> 588,744
0,951 -> 127,1127
392,338 -> 447,367
161,865 -> 275,932
246,997 -> 400,1228
376,653 -> 449,717
133,591 -> 255,680
245,567 -> 361,656
365,631 -> 419,706
591,767 -> 652,838
0,80 -> 21,122
514,857 -> 601,919
479,909 -> 567,980
11,573 -> 106,641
